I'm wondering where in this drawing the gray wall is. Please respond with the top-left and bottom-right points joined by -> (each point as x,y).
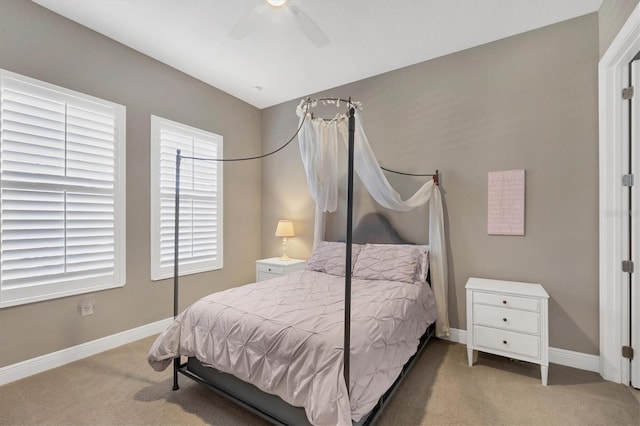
261,14 -> 600,354
0,0 -> 262,367
1,1 -> 630,367
599,0 -> 639,57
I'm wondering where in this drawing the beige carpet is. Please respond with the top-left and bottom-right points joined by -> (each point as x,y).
1,336 -> 638,425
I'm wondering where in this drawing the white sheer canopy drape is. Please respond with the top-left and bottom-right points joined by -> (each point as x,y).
297,105 -> 450,338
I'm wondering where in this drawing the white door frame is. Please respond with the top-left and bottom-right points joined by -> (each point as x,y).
632,60 -> 640,388
599,2 -> 640,384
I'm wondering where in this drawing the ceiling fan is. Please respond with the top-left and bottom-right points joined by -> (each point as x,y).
229,0 -> 330,48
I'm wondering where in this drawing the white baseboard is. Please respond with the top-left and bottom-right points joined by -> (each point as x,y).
547,346 -> 600,373
0,317 -> 173,386
439,328 -> 600,373
443,327 -> 468,345
0,322 -> 601,387
438,327 -> 467,344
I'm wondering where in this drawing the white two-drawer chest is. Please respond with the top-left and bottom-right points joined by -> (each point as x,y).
466,277 -> 550,385
255,258 -> 306,282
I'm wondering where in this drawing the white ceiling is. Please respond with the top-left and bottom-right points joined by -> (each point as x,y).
33,0 -> 602,109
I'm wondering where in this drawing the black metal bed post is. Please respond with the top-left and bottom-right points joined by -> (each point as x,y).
172,149 -> 182,391
344,106 -> 356,395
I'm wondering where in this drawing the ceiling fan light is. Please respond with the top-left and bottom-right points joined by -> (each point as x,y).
267,0 -> 287,7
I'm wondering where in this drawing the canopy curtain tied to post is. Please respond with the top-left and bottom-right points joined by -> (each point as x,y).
296,100 -> 450,338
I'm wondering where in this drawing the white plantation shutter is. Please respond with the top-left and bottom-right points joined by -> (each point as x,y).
0,70 -> 126,308
150,116 -> 223,280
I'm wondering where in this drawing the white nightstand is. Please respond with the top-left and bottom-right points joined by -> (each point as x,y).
466,277 -> 550,386
256,257 -> 306,282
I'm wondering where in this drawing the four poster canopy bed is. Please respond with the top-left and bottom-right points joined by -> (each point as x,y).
148,98 -> 449,425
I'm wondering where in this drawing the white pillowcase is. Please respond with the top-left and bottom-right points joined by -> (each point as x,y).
414,245 -> 430,284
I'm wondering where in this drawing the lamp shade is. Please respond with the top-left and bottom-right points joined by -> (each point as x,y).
275,220 -> 295,238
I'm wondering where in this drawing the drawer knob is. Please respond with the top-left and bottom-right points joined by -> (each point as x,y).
268,268 -> 272,271
502,300 -> 507,304
502,340 -> 507,345
502,318 -> 507,322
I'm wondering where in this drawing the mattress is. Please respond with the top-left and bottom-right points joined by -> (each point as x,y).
148,270 -> 437,425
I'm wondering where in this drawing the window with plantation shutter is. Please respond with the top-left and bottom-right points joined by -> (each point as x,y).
0,69 -> 126,308
150,116 -> 223,280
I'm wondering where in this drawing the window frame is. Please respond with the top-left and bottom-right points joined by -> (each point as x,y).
150,115 -> 224,281
0,68 -> 126,308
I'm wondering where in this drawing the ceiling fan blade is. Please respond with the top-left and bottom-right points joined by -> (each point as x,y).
288,5 -> 330,48
229,3 -> 268,40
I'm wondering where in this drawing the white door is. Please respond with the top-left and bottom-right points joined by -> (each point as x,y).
632,58 -> 640,389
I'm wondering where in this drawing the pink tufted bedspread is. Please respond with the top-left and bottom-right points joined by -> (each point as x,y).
148,270 -> 436,425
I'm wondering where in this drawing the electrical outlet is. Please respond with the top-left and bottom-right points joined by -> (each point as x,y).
78,294 -> 96,316
80,304 -> 93,316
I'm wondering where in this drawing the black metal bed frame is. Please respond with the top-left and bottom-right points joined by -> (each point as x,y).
168,99 -> 440,425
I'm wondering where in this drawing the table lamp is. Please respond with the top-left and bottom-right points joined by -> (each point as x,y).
275,220 -> 295,260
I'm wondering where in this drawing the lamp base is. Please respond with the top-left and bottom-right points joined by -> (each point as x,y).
279,237 -> 291,261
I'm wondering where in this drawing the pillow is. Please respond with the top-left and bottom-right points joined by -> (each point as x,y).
306,241 -> 362,276
414,245 -> 429,284
352,243 -> 421,283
